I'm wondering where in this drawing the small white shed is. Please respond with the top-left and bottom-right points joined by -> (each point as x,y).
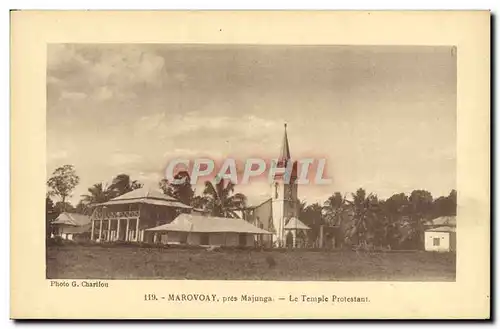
424,226 -> 456,252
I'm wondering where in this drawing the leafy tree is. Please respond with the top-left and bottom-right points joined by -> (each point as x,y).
203,177 -> 247,218
46,196 -> 58,239
384,193 -> 410,221
401,190 -> 434,249
54,201 -> 75,213
409,190 -> 434,219
107,174 -> 143,198
380,193 -> 411,249
431,189 -> 457,218
47,165 -> 80,212
159,171 -> 194,205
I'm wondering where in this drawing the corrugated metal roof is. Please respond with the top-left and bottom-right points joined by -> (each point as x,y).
96,187 -> 191,209
284,217 -> 311,230
146,213 -> 272,234
110,187 -> 179,202
98,198 -> 191,209
52,212 -> 91,226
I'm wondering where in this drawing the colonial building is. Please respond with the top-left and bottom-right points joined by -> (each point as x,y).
89,187 -> 192,243
245,124 -> 310,248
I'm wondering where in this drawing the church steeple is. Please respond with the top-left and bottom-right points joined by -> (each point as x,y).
278,123 -> 291,165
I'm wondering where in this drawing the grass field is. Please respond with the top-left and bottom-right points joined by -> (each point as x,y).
46,244 -> 456,281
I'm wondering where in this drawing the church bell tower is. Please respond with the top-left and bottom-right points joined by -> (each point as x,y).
271,124 -> 299,246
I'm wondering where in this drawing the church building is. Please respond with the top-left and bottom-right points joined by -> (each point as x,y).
244,124 -> 310,248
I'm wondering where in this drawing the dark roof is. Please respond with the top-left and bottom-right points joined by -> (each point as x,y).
279,124 -> 291,161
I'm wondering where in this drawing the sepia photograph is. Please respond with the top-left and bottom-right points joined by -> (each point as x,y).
46,44 -> 457,281
10,10 -> 489,319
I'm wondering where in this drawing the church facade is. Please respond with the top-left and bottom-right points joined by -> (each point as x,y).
244,125 -> 310,248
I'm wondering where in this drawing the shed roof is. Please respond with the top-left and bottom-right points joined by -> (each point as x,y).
52,212 -> 91,227
426,226 -> 456,233
96,187 -> 192,209
284,217 -> 311,230
425,216 -> 456,227
146,213 -> 272,234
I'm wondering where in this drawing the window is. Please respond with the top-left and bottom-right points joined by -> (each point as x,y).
433,237 -> 440,246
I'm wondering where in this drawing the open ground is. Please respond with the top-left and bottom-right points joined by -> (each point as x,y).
46,244 -> 455,281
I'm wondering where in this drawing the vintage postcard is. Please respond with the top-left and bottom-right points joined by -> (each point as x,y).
10,11 -> 490,319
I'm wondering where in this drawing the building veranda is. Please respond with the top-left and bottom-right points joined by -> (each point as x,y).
89,187 -> 192,243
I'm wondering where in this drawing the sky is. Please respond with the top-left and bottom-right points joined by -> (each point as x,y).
47,44 -> 456,206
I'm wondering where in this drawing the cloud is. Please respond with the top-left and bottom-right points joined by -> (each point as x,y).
109,152 -> 143,167
92,86 -> 113,101
135,112 -> 280,140
87,47 -> 166,89
48,44 -> 90,73
60,91 -> 88,100
48,150 -> 69,161
48,44 -> 167,105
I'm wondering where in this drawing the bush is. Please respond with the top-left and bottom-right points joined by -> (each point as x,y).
265,255 -> 276,268
47,236 -> 64,247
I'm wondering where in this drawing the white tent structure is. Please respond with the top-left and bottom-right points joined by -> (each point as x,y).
146,213 -> 272,247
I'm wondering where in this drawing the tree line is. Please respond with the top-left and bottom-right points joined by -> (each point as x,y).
46,164 -> 456,250
298,188 -> 456,250
45,165 -> 248,236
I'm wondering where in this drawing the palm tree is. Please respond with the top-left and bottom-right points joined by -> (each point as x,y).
191,195 -> 209,210
107,174 -> 143,198
345,188 -> 381,247
203,177 -> 247,218
158,171 -> 194,205
78,182 -> 111,215
322,192 -> 349,248
81,182 -> 110,205
323,192 -> 347,226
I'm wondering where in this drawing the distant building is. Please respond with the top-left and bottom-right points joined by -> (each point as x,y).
146,213 -> 272,247
51,212 -> 91,241
424,216 -> 456,252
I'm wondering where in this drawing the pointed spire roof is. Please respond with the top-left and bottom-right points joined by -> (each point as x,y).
279,123 -> 291,161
